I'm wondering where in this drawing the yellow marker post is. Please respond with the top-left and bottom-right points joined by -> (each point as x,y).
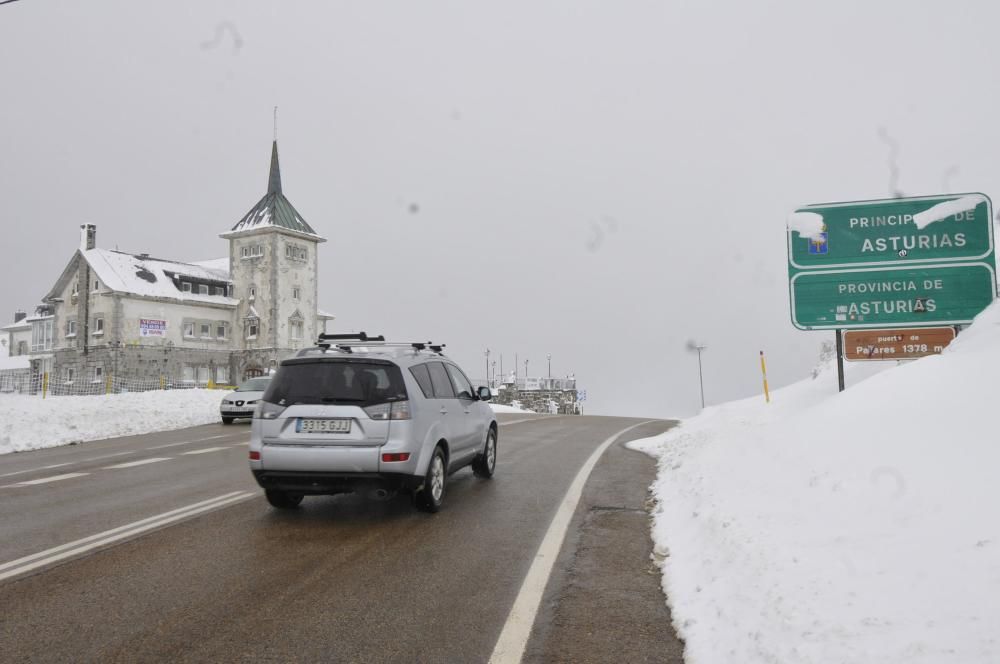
760,350 -> 770,403
42,371 -> 49,399
160,375 -> 165,390
106,374 -> 113,395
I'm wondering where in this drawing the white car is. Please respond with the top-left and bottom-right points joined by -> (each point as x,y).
220,377 -> 272,424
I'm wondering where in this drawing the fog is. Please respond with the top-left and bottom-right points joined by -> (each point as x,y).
3,1 -> 998,417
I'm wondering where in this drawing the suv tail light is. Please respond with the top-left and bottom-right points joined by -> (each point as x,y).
254,401 -> 286,420
363,400 -> 412,421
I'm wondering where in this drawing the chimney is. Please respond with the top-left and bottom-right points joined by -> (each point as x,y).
80,224 -> 96,251
14,310 -> 26,323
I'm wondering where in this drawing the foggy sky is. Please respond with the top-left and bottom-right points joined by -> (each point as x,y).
2,1 -> 999,418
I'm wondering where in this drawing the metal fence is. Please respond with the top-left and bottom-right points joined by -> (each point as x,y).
0,371 -> 234,397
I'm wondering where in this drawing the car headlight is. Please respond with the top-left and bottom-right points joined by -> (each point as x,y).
222,399 -> 233,405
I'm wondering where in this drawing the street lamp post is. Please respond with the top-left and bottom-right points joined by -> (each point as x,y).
485,348 -> 490,387
686,341 -> 707,409
525,358 -> 529,378
491,360 -> 496,388
547,354 -> 551,378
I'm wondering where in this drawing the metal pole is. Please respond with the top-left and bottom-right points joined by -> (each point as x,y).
485,348 -> 490,387
547,354 -> 551,378
835,330 -> 845,392
697,347 -> 705,409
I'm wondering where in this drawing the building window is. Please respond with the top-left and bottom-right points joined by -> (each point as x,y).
183,322 -> 195,338
92,317 -> 104,335
16,341 -> 27,355
200,323 -> 212,338
216,323 -> 228,340
216,366 -> 230,385
72,282 -> 79,297
197,284 -> 209,295
93,280 -> 100,292
31,319 -> 54,351
93,366 -> 103,383
248,287 -> 256,300
290,319 -> 304,341
65,367 -> 75,383
66,319 -> 76,337
246,318 -> 259,340
197,366 -> 210,385
182,365 -> 195,383
242,245 -> 264,259
292,287 -> 301,300
285,244 -> 308,261
215,286 -> 225,296
182,282 -> 192,293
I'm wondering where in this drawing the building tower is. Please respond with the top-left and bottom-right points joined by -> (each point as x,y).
221,141 -> 326,375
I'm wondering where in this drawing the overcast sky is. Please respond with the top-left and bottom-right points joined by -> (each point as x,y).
2,1 -> 998,417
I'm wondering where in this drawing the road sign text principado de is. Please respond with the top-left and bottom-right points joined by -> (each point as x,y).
788,193 -> 994,270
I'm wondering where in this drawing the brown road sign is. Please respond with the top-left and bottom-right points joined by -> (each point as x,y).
843,327 -> 957,361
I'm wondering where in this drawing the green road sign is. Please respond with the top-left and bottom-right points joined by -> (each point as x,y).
788,193 -> 994,270
790,263 -> 997,330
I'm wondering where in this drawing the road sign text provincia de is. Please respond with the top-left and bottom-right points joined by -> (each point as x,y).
788,194 -> 997,330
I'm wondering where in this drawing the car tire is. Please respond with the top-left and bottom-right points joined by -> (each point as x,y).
472,427 -> 497,479
265,489 -> 303,509
416,446 -> 447,513
222,417 -> 234,425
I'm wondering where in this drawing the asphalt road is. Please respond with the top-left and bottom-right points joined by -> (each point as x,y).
0,414 -> 682,663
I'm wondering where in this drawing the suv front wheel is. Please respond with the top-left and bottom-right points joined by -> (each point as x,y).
416,447 -> 447,513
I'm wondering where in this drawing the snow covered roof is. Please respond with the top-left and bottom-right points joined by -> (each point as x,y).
317,308 -> 335,320
220,141 -> 325,241
0,320 -> 31,331
83,249 -> 238,307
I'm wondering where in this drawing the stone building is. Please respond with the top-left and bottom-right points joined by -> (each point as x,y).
2,140 -> 332,390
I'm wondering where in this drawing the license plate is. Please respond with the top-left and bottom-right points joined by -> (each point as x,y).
297,418 -> 352,434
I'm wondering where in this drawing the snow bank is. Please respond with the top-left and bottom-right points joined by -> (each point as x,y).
631,302 -> 1000,663
0,390 -> 226,455
490,403 -> 535,414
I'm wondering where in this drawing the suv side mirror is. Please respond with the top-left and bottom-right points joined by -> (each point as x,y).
477,386 -> 492,401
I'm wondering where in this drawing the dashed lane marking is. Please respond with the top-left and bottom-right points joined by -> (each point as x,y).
102,457 -> 172,470
3,472 -> 90,488
0,463 -> 73,479
180,447 -> 229,455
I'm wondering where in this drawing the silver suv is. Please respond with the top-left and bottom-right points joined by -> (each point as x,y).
248,334 -> 498,512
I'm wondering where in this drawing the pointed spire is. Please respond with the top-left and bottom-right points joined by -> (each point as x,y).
267,140 -> 282,194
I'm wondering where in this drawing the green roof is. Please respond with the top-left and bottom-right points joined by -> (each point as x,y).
226,141 -> 321,238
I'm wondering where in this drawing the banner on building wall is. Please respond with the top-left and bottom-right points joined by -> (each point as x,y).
139,319 -> 168,337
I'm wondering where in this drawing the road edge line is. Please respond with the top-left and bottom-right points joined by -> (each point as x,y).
488,420 -> 658,664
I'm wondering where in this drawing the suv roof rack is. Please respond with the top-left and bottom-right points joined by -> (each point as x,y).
311,333 -> 447,356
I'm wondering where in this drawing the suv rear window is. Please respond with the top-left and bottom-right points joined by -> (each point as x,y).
264,359 -> 408,407
409,364 -> 434,398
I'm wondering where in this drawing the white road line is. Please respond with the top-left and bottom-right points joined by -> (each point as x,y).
197,434 -> 234,441
488,420 -> 656,664
0,462 -> 73,479
230,442 -> 250,448
0,491 -> 255,582
5,472 -> 90,487
76,450 -> 136,463
147,440 -> 197,450
102,457 -> 172,470
500,416 -> 556,427
180,446 -> 228,455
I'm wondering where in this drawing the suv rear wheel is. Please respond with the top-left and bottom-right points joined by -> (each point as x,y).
265,489 -> 303,509
472,427 -> 497,478
416,447 -> 447,513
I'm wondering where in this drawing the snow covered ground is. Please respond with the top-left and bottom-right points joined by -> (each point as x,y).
630,301 -> 1000,663
0,388 -> 534,455
0,389 -> 226,455
489,403 -> 535,414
